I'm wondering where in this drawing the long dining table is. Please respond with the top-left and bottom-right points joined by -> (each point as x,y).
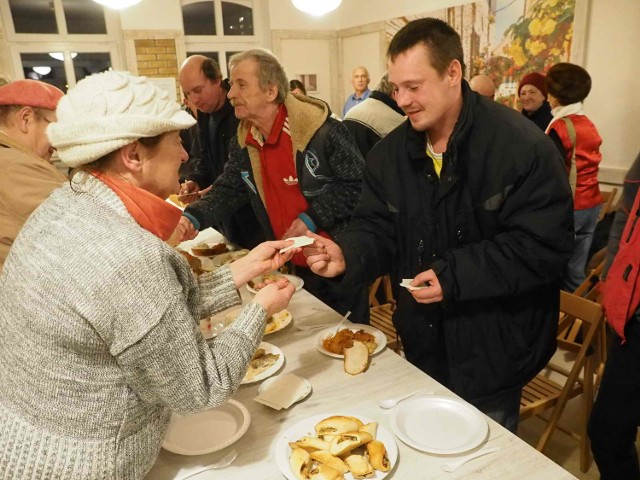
146,277 -> 577,480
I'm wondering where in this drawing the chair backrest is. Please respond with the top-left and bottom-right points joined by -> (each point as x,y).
598,187 -> 619,222
556,290 -> 603,359
368,275 -> 394,307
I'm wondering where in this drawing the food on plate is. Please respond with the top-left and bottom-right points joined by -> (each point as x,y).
343,454 -> 374,479
343,341 -> 370,376
177,249 -> 205,276
315,416 -> 363,437
244,348 -> 280,382
366,440 -> 391,472
191,241 -> 229,256
329,431 -> 373,456
322,329 -> 377,355
308,463 -> 344,480
248,273 -> 288,291
309,451 -> 349,474
265,310 -> 291,334
288,415 -> 392,479
290,448 -> 312,480
289,436 -> 330,452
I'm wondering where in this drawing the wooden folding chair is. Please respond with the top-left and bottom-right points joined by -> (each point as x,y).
598,187 -> 618,222
368,275 -> 402,354
520,290 -> 604,472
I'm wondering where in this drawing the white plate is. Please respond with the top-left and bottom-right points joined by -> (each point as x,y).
275,413 -> 398,480
314,324 -> 387,358
258,375 -> 312,404
264,309 -> 293,335
242,342 -> 285,384
162,399 -> 251,456
177,228 -> 226,255
390,395 -> 488,454
246,273 -> 304,294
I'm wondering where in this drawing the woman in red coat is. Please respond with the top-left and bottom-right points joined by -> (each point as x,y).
545,63 -> 603,291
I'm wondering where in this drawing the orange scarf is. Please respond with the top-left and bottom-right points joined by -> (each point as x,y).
92,172 -> 182,241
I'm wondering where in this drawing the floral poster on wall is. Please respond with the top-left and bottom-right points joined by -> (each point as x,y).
386,0 -> 578,106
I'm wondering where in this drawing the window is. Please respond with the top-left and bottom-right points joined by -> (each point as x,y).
182,0 -> 261,77
1,0 -> 121,90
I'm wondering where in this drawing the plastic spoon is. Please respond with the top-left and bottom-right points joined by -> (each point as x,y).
379,389 -> 429,409
440,446 -> 501,472
177,449 -> 238,479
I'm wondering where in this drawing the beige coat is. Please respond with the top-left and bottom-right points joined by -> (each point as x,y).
0,132 -> 66,270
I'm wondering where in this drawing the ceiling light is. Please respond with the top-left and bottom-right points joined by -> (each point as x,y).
33,66 -> 52,76
91,0 -> 143,10
292,0 -> 342,16
49,52 -> 78,61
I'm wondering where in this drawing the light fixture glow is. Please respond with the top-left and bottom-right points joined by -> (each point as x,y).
91,0 -> 143,10
48,52 -> 78,61
292,0 -> 342,16
33,66 -> 52,75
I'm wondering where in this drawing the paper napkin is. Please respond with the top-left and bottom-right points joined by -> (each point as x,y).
253,374 -> 310,410
399,278 -> 429,291
279,236 -> 315,253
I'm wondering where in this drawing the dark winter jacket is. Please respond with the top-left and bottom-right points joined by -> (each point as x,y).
522,100 -> 553,132
339,83 -> 574,403
185,93 -> 365,241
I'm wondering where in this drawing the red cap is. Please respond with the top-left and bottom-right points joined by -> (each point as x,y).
0,80 -> 64,111
518,72 -> 547,98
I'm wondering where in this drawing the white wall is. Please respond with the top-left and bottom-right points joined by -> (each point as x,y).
120,0 -> 183,30
280,38 -> 333,105
583,0 -> 640,177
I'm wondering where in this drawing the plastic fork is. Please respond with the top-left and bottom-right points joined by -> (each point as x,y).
323,310 -> 351,340
440,447 -> 501,473
178,449 -> 238,479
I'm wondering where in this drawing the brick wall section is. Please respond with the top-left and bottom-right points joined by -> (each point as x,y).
134,38 -> 181,99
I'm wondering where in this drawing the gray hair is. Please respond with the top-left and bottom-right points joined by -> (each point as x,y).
375,73 -> 394,96
228,49 -> 289,104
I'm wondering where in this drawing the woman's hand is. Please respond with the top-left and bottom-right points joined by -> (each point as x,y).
253,279 -> 296,317
229,240 -> 297,288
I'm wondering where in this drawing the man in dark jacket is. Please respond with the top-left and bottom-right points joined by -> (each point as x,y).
304,18 -> 574,431
179,49 -> 368,323
178,55 -> 263,248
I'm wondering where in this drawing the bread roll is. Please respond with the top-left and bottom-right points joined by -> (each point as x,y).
329,431 -> 373,456
308,463 -> 344,480
289,448 -> 311,480
289,436 -> 330,452
344,340 -> 369,375
315,416 -> 363,436
366,440 -> 391,472
310,451 -> 349,474
344,454 -> 374,478
359,422 -> 378,439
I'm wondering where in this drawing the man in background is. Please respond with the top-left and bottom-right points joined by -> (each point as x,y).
469,74 -> 496,99
342,66 -> 371,117
178,55 -> 263,248
304,18 -> 573,431
343,73 -> 405,158
0,80 -> 65,270
179,49 -> 369,324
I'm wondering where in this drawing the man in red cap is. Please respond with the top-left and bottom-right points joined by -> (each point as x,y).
0,79 -> 65,270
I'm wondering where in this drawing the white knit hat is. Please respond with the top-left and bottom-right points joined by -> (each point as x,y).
47,71 -> 196,167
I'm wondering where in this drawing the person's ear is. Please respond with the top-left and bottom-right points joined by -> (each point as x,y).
16,106 -> 35,134
118,141 -> 144,173
266,83 -> 279,102
447,60 -> 463,86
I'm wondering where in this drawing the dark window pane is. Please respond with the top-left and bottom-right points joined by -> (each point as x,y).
21,53 -> 67,92
222,1 -> 253,36
10,0 -> 58,34
186,51 -> 220,66
63,0 -> 107,34
73,52 -> 112,83
226,51 -> 241,73
183,1 -> 216,35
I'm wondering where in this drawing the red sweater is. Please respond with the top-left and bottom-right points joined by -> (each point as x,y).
548,114 -> 603,210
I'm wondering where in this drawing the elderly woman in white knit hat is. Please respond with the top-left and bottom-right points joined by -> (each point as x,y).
0,71 -> 297,479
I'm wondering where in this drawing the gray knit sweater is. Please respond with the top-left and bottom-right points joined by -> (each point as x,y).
0,173 -> 266,479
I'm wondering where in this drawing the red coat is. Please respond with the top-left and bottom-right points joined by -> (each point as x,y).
548,114 -> 603,210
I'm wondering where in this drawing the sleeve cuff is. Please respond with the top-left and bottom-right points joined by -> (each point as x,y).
298,212 -> 317,233
182,211 -> 201,231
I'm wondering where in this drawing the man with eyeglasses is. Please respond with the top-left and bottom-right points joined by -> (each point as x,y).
0,79 -> 65,270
